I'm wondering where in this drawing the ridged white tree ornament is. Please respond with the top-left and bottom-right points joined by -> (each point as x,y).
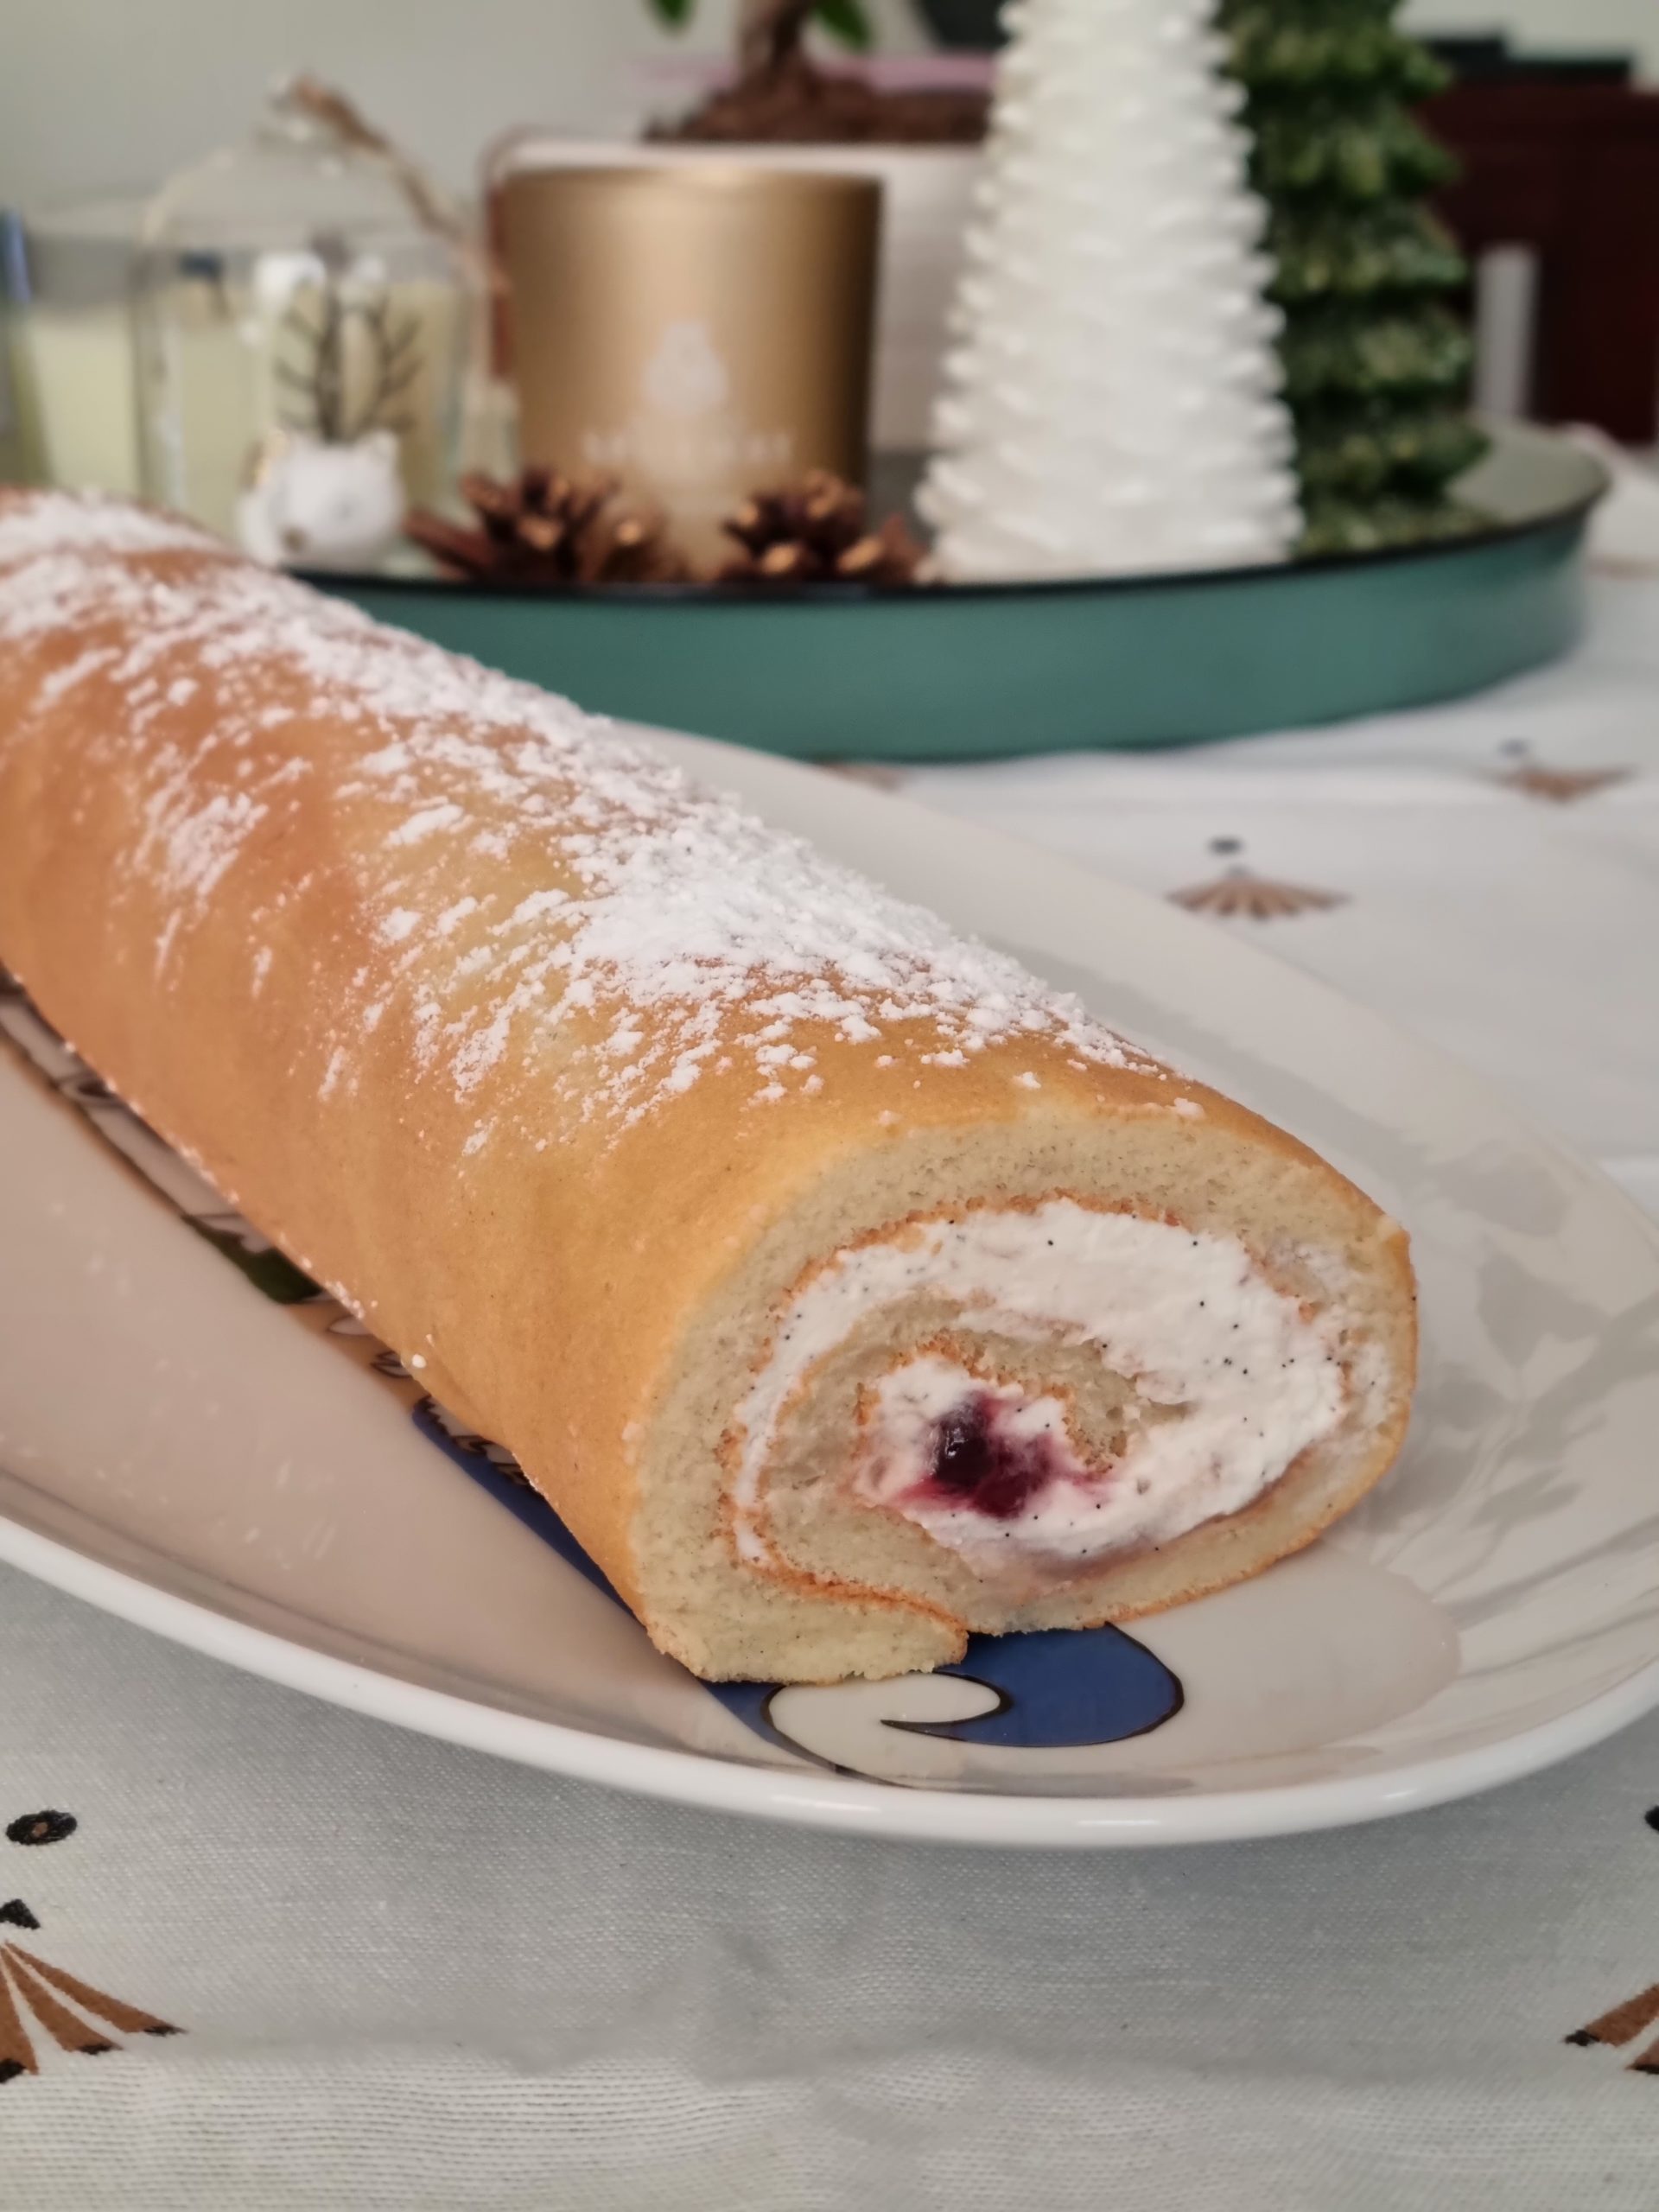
920,0 -> 1301,581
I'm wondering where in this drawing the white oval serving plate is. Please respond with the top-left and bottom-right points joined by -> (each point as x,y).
3,728 -> 1658,1849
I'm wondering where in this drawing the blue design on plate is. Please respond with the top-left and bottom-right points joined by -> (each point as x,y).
902,1627 -> 1182,1749
414,1402 -> 618,1599
415,1404 -> 1185,1754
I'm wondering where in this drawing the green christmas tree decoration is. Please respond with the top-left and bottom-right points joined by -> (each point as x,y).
1221,0 -> 1488,554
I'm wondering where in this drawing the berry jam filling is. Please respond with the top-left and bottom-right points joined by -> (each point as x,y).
922,1394 -> 1071,1522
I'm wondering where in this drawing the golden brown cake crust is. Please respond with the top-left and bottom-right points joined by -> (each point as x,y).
0,493 -> 1416,1681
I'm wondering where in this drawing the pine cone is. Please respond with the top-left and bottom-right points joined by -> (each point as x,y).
407,468 -> 688,587
718,472 -> 925,587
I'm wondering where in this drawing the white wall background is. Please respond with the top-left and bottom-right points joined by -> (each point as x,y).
0,0 -> 925,208
1405,0 -> 1659,74
0,0 -> 1654,210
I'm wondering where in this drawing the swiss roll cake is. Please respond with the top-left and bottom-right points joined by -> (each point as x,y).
0,493 -> 1415,1683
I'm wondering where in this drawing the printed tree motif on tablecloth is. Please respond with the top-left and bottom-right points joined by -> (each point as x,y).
0,1811 -> 181,2083
1171,837 -> 1346,920
1563,1806 -> 1659,2075
1495,741 -> 1633,807
819,760 -> 909,793
1566,1983 -> 1659,2075
5,1810 -> 77,1848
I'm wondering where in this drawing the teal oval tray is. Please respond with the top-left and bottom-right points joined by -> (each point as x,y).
315,427 -> 1602,763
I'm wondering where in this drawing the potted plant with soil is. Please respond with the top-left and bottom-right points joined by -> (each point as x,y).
648,0 -> 988,143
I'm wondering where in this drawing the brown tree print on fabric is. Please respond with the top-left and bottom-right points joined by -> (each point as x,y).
1495,741 -> 1633,805
0,1810 -> 181,2084
1565,1807 -> 1659,2075
1171,838 -> 1346,921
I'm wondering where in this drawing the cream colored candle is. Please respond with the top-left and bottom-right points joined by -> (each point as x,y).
5,302 -> 143,496
3,199 -> 143,498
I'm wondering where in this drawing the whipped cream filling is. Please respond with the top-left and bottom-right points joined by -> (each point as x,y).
732,1200 -> 1348,1573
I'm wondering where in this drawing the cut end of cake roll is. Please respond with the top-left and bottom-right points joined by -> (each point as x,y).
628,1068 -> 1416,1685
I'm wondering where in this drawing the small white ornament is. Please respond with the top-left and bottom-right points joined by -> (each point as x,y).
236,428 -> 406,571
920,0 -> 1301,582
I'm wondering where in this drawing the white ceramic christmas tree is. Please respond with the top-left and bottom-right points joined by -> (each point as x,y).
920,0 -> 1301,581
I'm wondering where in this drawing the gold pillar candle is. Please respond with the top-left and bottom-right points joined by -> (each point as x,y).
500,165 -> 881,574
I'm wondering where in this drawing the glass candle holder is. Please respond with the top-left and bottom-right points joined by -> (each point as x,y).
133,78 -> 476,570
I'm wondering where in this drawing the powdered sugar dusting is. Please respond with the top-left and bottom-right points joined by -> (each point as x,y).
0,491 -> 1165,1143
141,785 -> 269,906
0,494 -> 217,569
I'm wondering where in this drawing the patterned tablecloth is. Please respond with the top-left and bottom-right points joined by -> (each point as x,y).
3,553 -> 1658,2210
